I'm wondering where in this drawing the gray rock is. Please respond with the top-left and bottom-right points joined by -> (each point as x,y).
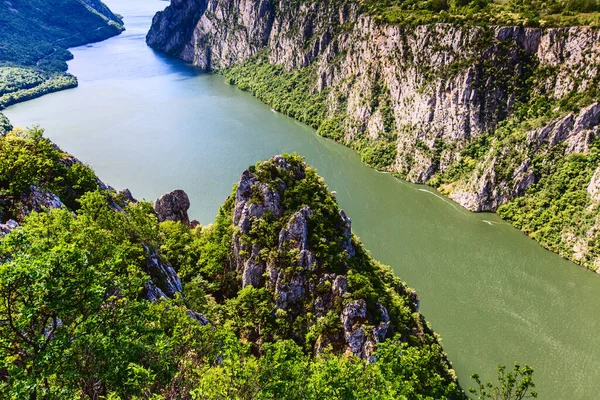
279,206 -> 312,252
119,188 -> 137,204
0,219 -> 18,237
143,246 -> 183,300
19,186 -> 64,218
588,167 -> 600,203
332,275 -> 347,297
241,244 -> 265,288
154,189 -> 191,225
187,310 -> 210,325
339,210 -> 355,257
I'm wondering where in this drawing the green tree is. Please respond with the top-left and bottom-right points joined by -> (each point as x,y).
469,363 -> 537,400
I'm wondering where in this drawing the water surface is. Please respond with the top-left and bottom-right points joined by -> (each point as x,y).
5,1 -> 600,397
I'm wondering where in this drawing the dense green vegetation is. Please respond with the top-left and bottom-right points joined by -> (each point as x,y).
361,0 -> 600,27
0,0 -> 122,70
0,0 -> 123,110
498,144 -> 600,267
0,126 -> 539,398
0,112 -> 12,134
0,67 -> 78,109
0,126 -> 98,220
224,53 -> 398,170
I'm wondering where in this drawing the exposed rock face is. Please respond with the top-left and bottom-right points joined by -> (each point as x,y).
147,0 -> 600,269
143,246 -> 184,301
588,167 -> 600,203
450,102 -> 600,211
227,155 -> 403,359
0,219 -> 18,238
148,0 -> 600,181
18,185 -> 64,218
154,189 -> 191,225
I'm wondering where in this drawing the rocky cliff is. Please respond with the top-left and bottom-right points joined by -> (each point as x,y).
175,153 -> 456,382
148,0 -> 600,271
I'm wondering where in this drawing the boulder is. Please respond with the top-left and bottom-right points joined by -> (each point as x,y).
154,189 -> 191,225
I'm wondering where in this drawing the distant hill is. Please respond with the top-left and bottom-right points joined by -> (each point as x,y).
0,0 -> 124,115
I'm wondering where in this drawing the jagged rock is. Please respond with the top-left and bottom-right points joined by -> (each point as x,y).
233,158 -> 293,290
233,170 -> 285,234
241,244 -> 264,288
450,102 -> 600,212
119,188 -> 137,204
154,189 -> 191,225
0,219 -> 18,237
18,185 -> 64,218
338,210 -> 355,257
223,155 -> 426,360
341,299 -> 379,358
332,275 -> 347,297
279,206 -> 312,252
143,246 -> 183,300
187,310 -> 210,325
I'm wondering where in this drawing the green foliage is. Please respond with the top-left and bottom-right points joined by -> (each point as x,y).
498,144 -> 600,267
0,0 -> 123,72
0,112 -> 12,134
224,52 -> 328,128
0,126 -> 98,217
0,1 -> 123,109
0,67 -> 78,109
360,0 -> 600,27
470,363 -> 537,399
358,140 -> 398,169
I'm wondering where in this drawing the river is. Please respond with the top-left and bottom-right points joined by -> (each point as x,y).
5,0 -> 600,397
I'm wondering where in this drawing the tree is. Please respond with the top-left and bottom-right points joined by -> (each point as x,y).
469,363 -> 537,400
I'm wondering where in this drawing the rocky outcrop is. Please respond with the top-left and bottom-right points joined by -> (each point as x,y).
0,219 -> 18,238
154,189 -> 191,225
143,246 -> 184,301
450,102 -> 600,211
225,155 -> 416,359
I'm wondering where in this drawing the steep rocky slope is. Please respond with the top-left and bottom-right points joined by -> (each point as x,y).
147,0 -> 600,271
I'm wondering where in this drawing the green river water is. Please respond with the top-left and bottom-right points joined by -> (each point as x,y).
5,1 -> 600,397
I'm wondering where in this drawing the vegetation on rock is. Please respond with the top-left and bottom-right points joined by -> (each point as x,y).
362,0 -> 600,27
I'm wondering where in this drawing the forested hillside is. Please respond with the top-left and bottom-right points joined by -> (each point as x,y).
0,126 -> 459,398
0,0 -> 123,111
0,124 -> 539,398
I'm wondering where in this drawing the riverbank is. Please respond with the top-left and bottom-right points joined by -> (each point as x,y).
147,0 -> 600,273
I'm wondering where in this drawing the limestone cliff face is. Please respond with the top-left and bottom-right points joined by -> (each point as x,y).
147,0 -> 600,268
147,0 -> 600,192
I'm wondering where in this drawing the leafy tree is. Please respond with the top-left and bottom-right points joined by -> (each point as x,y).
469,363 -> 537,400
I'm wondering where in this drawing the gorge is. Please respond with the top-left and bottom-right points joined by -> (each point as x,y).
147,0 -> 600,271
3,0 -> 600,398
